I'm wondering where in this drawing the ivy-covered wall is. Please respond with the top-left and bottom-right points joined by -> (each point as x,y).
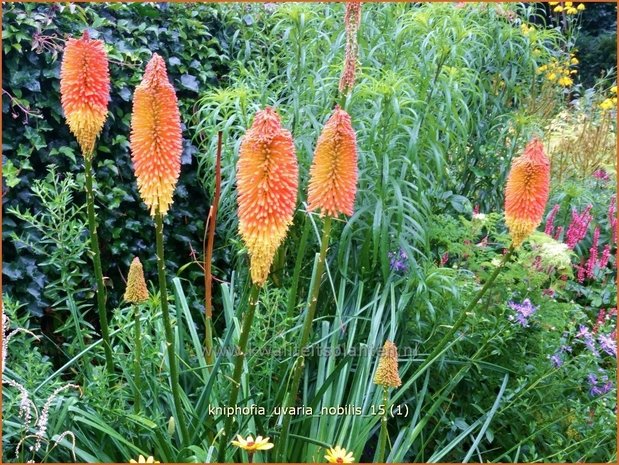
2,3 -> 232,317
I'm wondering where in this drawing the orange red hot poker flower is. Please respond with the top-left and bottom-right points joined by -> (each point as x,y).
60,30 -> 110,158
237,107 -> 298,286
130,54 -> 182,217
307,106 -> 358,218
504,138 -> 550,247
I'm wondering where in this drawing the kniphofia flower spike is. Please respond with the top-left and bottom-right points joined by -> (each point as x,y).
237,107 -> 298,286
60,30 -> 110,157
130,54 -> 183,217
307,106 -> 358,218
504,138 -> 550,247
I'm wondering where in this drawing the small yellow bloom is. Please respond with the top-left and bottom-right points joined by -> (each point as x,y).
537,64 -> 548,73
570,70 -> 578,74
549,2 -> 559,5
570,57 -> 579,65
553,5 -> 564,12
577,3 -> 585,10
547,72 -> 557,82
129,456 -> 159,464
613,97 -> 618,104
231,435 -> 274,452
325,446 -> 355,463
566,7 -> 578,14
557,76 -> 573,87
611,86 -> 617,94
599,98 -> 615,111
565,2 -> 573,7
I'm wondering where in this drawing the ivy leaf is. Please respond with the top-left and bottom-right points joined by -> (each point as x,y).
180,74 -> 199,92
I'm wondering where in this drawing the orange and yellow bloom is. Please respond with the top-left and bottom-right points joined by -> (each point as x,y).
60,30 -> 110,157
307,106 -> 358,218
237,107 -> 298,286
504,138 -> 550,248
130,54 -> 182,217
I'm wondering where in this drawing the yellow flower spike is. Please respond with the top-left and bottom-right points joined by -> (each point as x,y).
129,456 -> 159,464
130,54 -> 183,217
553,6 -> 563,12
124,257 -> 149,303
237,107 -> 298,286
60,30 -> 110,158
577,3 -> 585,10
374,340 -> 402,388
231,434 -> 274,452
325,446 -> 355,463
504,138 -> 550,248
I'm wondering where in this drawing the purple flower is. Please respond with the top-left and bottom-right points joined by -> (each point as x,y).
576,325 -> 591,339
587,371 -> 614,397
389,249 -> 409,274
507,299 -> 537,327
598,333 -> 617,357
550,353 -> 563,368
593,169 -> 610,181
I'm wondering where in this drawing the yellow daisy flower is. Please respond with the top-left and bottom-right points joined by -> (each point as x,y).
129,456 -> 159,464
231,434 -> 274,452
599,98 -> 615,111
325,446 -> 355,463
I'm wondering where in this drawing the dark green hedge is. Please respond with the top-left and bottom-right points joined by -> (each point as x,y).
2,2 -> 232,317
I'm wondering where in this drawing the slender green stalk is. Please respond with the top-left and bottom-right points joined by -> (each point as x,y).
284,215 -> 311,323
393,246 -> 515,405
204,131 -> 223,365
133,304 -> 142,414
278,216 -> 332,460
84,156 -> 114,374
217,284 -> 261,462
155,210 -> 190,446
376,387 -> 389,463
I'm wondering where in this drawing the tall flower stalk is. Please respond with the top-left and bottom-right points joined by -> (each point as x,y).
218,107 -> 298,462
60,30 -> 113,373
374,341 -> 402,463
278,106 -> 358,460
124,257 -> 149,413
401,138 -> 551,399
130,54 -> 188,445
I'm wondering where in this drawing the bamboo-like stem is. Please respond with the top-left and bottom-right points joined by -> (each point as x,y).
84,156 -> 114,374
155,209 -> 190,446
133,303 -> 142,414
217,284 -> 261,462
376,386 -> 389,463
277,216 -> 332,460
204,131 -> 223,365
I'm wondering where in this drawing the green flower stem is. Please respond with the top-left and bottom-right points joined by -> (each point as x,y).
400,246 -> 515,398
376,386 -> 389,463
84,156 -> 114,375
155,210 -> 190,446
133,303 -> 142,414
278,216 -> 332,461
217,283 -> 261,462
284,215 -> 311,324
